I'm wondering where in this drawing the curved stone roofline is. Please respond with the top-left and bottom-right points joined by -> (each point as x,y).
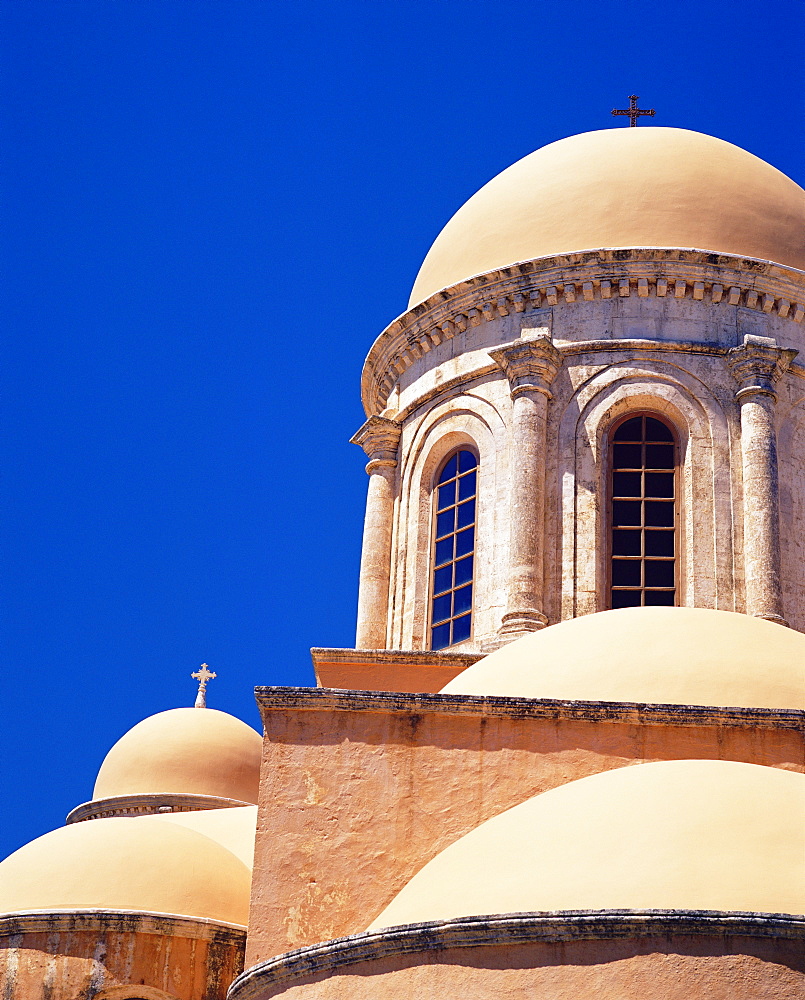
0,908 -> 246,941
229,909 -> 805,999
361,248 -> 805,415
66,792 -> 255,825
254,686 -> 804,731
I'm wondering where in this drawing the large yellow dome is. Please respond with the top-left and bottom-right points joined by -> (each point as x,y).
441,606 -> 805,710
0,815 -> 251,925
369,760 -> 805,929
92,707 -> 262,804
409,127 -> 805,306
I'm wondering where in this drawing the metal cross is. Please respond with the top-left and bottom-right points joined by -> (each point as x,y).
191,662 -> 217,708
611,95 -> 655,127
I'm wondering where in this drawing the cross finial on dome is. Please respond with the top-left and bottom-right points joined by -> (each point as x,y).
191,663 -> 216,708
611,94 -> 655,126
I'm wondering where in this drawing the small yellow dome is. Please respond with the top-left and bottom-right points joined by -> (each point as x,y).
410,128 -> 805,306
92,708 -> 262,804
0,815 -> 251,925
369,760 -> 805,929
441,607 -> 805,710
152,805 -> 258,868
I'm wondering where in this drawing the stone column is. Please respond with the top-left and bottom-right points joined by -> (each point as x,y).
728,335 -> 797,626
489,336 -> 563,638
350,415 -> 402,648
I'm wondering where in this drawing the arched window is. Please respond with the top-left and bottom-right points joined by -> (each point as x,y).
430,450 -> 477,649
609,414 -> 677,608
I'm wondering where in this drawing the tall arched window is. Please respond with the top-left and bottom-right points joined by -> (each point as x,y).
431,450 -> 477,649
609,414 -> 677,608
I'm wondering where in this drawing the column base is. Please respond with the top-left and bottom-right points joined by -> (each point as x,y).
497,609 -> 548,640
752,612 -> 789,628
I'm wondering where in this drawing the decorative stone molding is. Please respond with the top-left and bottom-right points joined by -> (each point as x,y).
728,334 -> 798,399
254,686 -> 804,732
66,793 -> 255,825
488,336 -> 563,400
360,249 -> 805,415
349,414 -> 401,472
229,910 -> 805,998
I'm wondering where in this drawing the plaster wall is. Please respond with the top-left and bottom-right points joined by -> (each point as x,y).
377,279 -> 805,648
245,694 -> 802,964
0,914 -> 244,1000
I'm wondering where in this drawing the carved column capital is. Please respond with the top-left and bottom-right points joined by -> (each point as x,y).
489,336 -> 564,399
728,335 -> 797,401
350,415 -> 402,472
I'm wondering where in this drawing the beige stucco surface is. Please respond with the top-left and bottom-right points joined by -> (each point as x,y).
370,760 -> 805,929
245,692 -> 802,964
441,606 -> 805,708
0,815 -> 251,925
409,128 -> 805,306
93,707 -> 262,804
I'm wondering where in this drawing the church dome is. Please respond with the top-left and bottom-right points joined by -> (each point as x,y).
440,606 -> 805,710
92,707 -> 262,804
369,760 -> 805,930
409,127 -> 805,306
0,814 -> 251,925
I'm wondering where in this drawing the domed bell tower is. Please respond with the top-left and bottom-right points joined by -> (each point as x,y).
350,127 -> 805,654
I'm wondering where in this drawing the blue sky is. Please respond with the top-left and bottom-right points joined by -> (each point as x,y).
2,0 -> 803,860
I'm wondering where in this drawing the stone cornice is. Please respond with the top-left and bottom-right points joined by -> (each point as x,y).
229,909 -> 805,998
361,249 -> 805,416
0,908 -> 246,941
254,686 -> 803,732
66,793 -> 255,824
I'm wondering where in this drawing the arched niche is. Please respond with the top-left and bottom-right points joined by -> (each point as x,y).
554,360 -> 736,621
392,392 -> 507,649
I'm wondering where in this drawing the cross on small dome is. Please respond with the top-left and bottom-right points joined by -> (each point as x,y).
191,663 -> 216,708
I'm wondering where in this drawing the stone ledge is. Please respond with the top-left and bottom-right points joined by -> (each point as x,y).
254,686 -> 803,731
311,647 -> 482,666
311,647 -> 482,693
229,909 -> 805,998
0,908 -> 246,942
66,793 -> 255,824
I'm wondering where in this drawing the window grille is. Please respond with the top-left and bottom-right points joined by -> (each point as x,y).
609,414 -> 677,608
431,450 -> 477,649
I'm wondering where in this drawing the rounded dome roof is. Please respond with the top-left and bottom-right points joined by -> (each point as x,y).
0,815 -> 251,925
152,805 -> 258,868
409,128 -> 805,306
369,760 -> 805,929
441,607 -> 805,710
92,707 -> 262,804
